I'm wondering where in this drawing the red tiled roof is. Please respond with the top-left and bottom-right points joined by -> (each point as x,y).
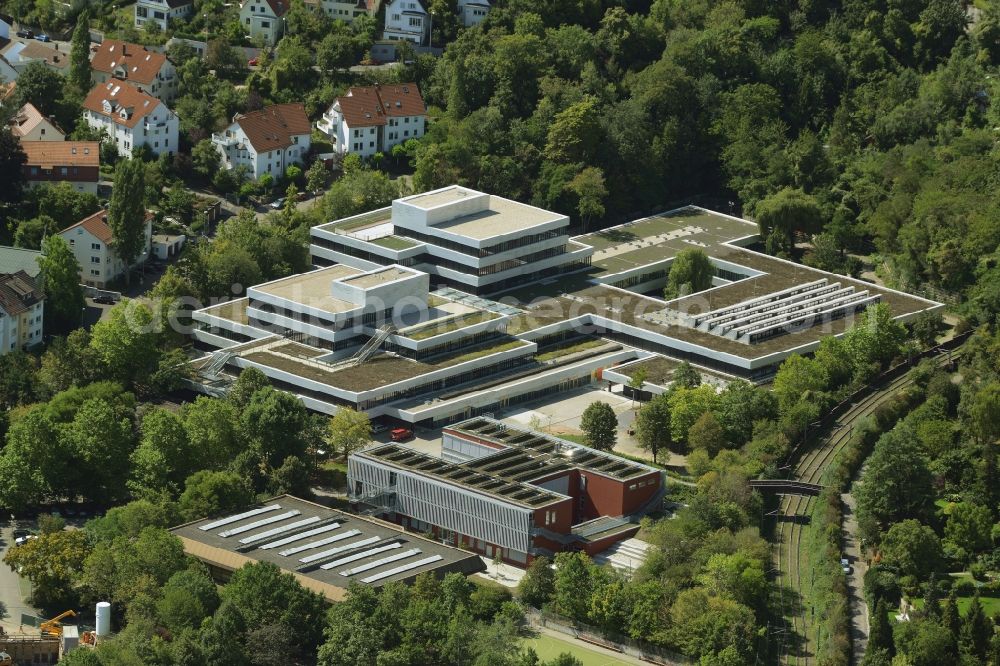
0,271 -> 42,316
235,103 -> 310,153
83,81 -> 162,129
336,83 -> 425,128
90,39 -> 168,85
61,209 -> 114,244
60,209 -> 154,245
21,141 -> 100,168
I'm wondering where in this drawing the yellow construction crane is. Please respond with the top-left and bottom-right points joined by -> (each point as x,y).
39,610 -> 77,637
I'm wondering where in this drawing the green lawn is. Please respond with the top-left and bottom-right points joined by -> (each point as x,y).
900,593 -> 1000,618
523,633 -> 635,666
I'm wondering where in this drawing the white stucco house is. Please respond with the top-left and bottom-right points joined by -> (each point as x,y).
304,0 -> 371,23
90,40 -> 179,103
8,103 -> 65,141
0,271 -> 44,353
83,80 -> 179,158
134,0 -> 194,32
239,0 -> 289,45
212,103 -> 311,180
58,209 -> 153,288
457,0 -> 488,26
383,0 -> 427,43
316,83 -> 425,159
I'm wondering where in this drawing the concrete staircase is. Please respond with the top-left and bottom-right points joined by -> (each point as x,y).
593,538 -> 653,572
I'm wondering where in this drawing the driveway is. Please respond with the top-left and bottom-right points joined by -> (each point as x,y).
0,522 -> 42,632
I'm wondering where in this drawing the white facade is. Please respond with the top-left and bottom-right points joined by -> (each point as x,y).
134,0 -> 194,32
318,105 -> 426,158
9,105 -> 64,141
212,121 -> 310,180
0,299 -> 43,353
26,178 -> 98,195
83,93 -> 179,158
91,57 -> 178,103
240,0 -> 286,45
383,0 -> 427,43
58,218 -> 152,288
316,85 -> 427,158
311,186 -> 592,293
313,0 -> 368,23
457,0 -> 488,27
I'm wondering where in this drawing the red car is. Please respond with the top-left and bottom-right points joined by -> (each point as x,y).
390,428 -> 414,442
248,57 -> 259,66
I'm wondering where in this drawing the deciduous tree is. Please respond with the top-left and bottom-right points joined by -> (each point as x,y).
580,401 -> 617,451
635,393 -> 672,460
664,248 -> 714,299
107,159 -> 147,286
327,407 -> 372,458
37,235 -> 85,333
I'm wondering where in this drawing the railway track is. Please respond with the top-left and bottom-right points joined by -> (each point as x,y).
774,347 -> 963,665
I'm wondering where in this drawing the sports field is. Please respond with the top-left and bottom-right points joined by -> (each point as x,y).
523,633 -> 638,666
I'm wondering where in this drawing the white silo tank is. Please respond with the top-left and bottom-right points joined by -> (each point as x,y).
95,602 -> 111,637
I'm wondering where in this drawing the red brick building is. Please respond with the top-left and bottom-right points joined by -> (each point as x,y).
349,418 -> 665,565
20,141 -> 100,194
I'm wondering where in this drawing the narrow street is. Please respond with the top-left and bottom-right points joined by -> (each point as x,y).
0,523 -> 41,633
841,491 -> 869,664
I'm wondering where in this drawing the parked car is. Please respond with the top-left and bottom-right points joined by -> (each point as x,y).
248,57 -> 258,66
390,427 -> 414,442
92,294 -> 116,305
35,34 -> 50,42
840,558 -> 851,574
16,29 -> 33,38
14,535 -> 37,546
370,421 -> 388,434
269,197 -> 287,209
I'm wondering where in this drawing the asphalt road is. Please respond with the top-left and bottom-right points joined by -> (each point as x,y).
0,523 -> 41,633
842,490 -> 869,663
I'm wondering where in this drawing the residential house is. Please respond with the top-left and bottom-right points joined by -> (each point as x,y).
82,80 -> 179,158
20,141 -> 100,194
8,103 -> 65,141
239,0 -> 288,45
90,40 -> 178,103
2,41 -> 71,75
134,0 -> 194,32
58,209 -> 153,288
0,271 -> 44,353
212,103 -> 310,180
316,83 -> 425,158
304,0 -> 370,23
457,0 -> 488,27
382,0 -> 427,44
